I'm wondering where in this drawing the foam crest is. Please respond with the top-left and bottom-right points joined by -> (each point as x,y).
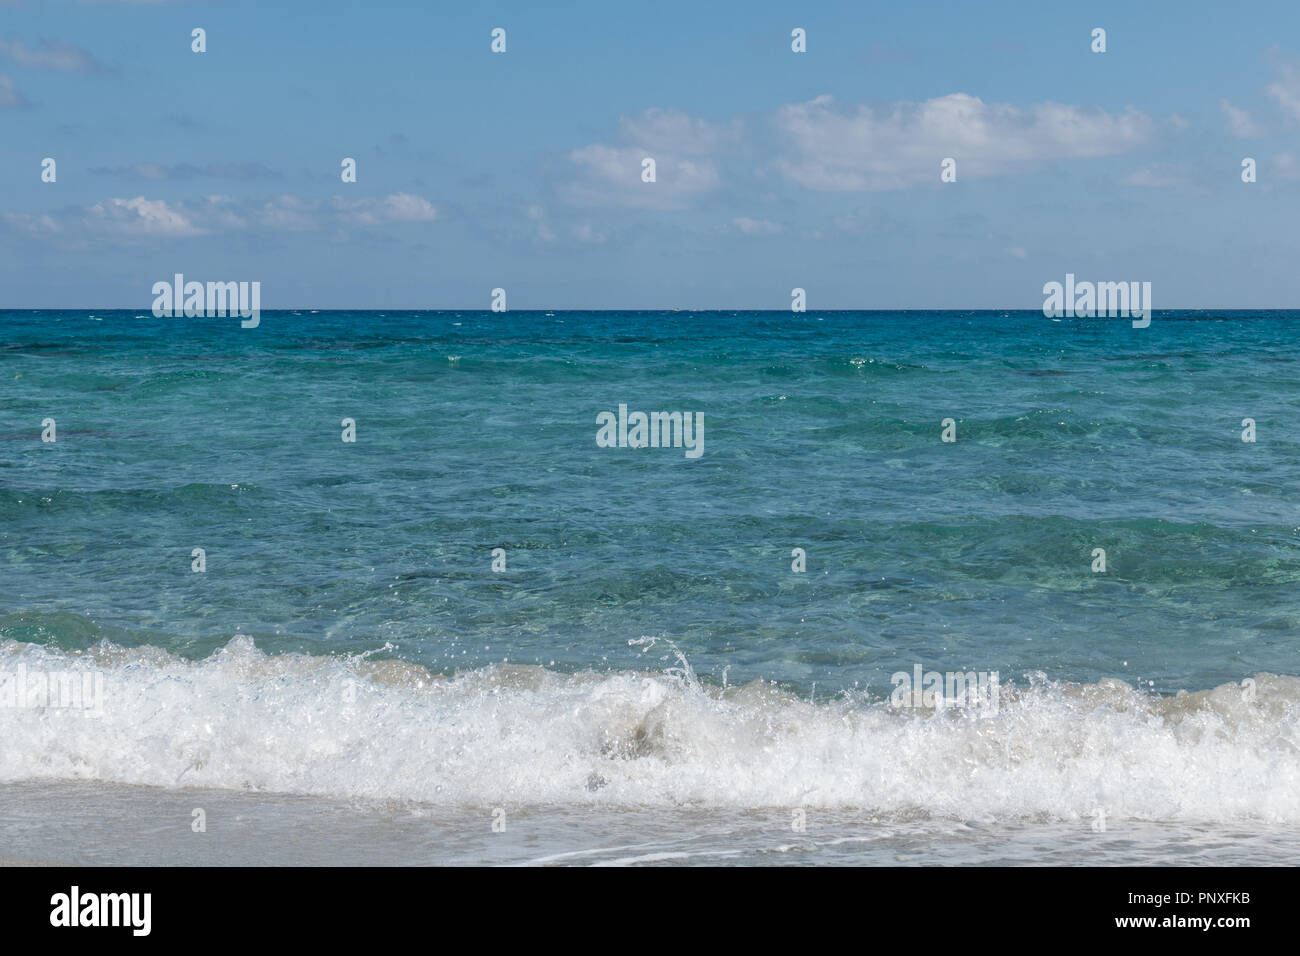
2,637 -> 1298,823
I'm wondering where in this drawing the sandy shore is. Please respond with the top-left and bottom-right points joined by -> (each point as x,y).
2,779 -> 1298,866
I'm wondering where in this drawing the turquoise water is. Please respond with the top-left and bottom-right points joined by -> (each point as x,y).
2,310 -> 1299,848
4,310 -> 1298,692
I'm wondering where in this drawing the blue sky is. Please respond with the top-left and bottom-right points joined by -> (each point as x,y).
1,0 -> 1298,308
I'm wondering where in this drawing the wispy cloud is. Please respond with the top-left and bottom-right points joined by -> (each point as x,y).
0,37 -> 105,73
5,192 -> 438,241
572,222 -> 607,243
1274,153 -> 1300,180
730,216 -> 783,236
0,73 -> 27,107
208,192 -> 438,232
564,145 -> 720,208
617,107 -> 739,156
334,192 -> 437,225
561,108 -> 737,209
1121,165 -> 1187,188
1219,99 -> 1262,137
1265,52 -> 1300,123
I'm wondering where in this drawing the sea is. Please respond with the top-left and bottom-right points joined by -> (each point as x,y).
1,308 -> 1298,865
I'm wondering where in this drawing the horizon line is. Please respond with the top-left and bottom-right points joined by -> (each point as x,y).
3,307 -> 1299,314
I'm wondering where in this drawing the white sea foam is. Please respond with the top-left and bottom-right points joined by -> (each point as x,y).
1,636 -> 1298,823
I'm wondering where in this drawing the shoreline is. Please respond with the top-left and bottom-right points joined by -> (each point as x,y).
2,779 -> 1298,867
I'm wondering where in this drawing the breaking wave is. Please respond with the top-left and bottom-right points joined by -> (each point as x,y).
2,636 -> 1298,823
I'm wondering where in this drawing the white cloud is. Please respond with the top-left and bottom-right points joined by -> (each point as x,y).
1220,99 -> 1262,137
618,107 -> 739,155
562,108 -> 734,209
731,216 -> 783,236
572,223 -> 607,243
199,195 -> 248,230
335,192 -> 437,225
564,143 -> 719,208
3,211 -> 60,234
1266,57 -> 1300,123
254,194 -> 318,231
0,37 -> 103,72
86,197 -> 202,236
6,192 -> 438,241
0,73 -> 26,107
1274,153 -> 1300,180
523,204 -> 556,241
564,95 -> 1154,203
773,93 -> 1154,191
250,193 -> 437,229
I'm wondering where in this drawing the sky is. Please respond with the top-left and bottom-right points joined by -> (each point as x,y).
1,0 -> 1298,309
